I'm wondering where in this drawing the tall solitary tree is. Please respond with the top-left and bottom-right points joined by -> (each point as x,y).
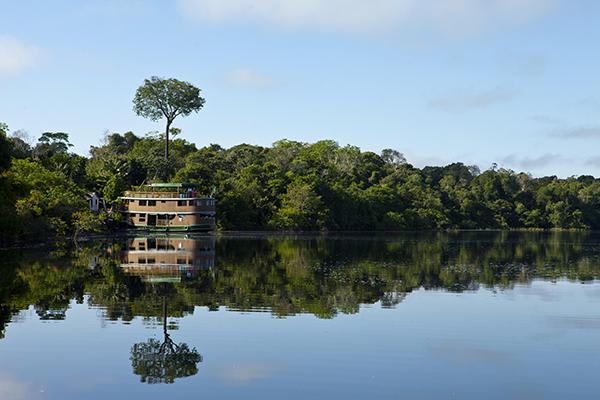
133,77 -> 205,161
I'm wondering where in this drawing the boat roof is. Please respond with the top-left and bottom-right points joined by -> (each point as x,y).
146,182 -> 199,188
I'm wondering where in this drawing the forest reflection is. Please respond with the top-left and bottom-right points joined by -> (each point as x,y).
2,231 -> 600,338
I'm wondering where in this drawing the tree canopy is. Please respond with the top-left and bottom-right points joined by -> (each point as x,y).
3,122 -> 600,245
133,77 -> 205,161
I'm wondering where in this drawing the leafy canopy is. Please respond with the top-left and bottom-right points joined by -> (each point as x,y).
133,76 -> 205,123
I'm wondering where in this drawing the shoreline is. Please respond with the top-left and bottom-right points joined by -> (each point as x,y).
0,227 -> 594,251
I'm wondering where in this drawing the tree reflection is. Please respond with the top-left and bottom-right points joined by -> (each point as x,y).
4,231 -> 600,340
130,298 -> 202,384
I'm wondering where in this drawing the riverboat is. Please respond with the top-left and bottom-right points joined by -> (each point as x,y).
119,183 -> 215,232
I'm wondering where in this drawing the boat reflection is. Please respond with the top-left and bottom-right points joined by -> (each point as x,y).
116,235 -> 212,383
120,235 -> 215,283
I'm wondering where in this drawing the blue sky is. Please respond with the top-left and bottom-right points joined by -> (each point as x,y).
1,0 -> 599,177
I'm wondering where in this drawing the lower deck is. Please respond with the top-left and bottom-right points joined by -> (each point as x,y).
123,212 -> 215,232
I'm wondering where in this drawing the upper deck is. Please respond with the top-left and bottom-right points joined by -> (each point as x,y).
121,182 -> 209,200
119,182 -> 216,219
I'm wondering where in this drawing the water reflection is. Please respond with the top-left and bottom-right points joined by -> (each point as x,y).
119,236 -> 215,283
1,231 -> 600,334
2,232 -> 600,397
130,298 -> 202,384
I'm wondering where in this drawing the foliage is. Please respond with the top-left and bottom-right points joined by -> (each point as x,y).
3,118 -> 600,244
72,210 -> 108,240
0,123 -> 12,171
5,159 -> 86,237
133,76 -> 205,160
130,337 -> 201,384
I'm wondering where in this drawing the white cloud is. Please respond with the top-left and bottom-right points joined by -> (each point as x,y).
429,87 -> 516,111
0,35 -> 39,75
225,68 -> 275,88
177,0 -> 556,35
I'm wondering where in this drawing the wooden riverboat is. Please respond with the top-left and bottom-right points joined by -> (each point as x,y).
119,183 -> 216,232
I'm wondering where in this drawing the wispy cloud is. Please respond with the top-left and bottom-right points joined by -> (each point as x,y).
499,153 -> 567,170
585,156 -> 600,167
225,68 -> 275,88
548,126 -> 600,139
531,114 -> 563,125
575,97 -> 599,109
78,0 -> 153,18
547,316 -> 600,330
0,35 -> 39,75
429,87 -> 516,111
177,0 -> 556,36
531,116 -> 600,140
504,53 -> 546,77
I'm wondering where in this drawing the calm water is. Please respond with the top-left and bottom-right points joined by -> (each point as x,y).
1,232 -> 600,399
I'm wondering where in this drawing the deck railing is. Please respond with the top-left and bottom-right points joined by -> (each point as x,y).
123,191 -> 208,199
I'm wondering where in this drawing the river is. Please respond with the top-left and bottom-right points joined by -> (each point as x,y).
1,232 -> 599,399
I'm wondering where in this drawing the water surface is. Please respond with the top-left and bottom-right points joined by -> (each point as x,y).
1,232 -> 600,399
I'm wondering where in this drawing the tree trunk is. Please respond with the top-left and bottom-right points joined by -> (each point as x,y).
163,297 -> 167,336
164,120 -> 171,161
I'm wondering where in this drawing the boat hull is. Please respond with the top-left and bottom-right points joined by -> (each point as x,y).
126,223 -> 214,232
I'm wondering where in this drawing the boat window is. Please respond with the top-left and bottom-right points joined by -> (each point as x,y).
146,258 -> 155,264
188,200 -> 195,206
148,200 -> 156,206
139,200 -> 147,206
161,200 -> 166,203
138,258 -> 146,264
177,258 -> 186,264
177,200 -> 186,206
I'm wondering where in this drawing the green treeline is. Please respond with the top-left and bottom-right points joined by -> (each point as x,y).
2,123 -> 600,243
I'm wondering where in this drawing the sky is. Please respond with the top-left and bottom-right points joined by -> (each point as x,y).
1,0 -> 599,177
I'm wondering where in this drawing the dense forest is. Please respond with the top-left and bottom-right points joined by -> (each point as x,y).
2,121 -> 600,244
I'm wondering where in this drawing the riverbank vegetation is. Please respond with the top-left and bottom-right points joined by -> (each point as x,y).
2,122 -> 600,244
